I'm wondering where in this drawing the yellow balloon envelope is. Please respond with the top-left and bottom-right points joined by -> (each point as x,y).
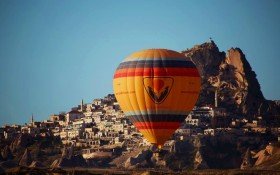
113,49 -> 201,147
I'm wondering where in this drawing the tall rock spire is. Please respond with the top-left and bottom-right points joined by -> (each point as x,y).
240,148 -> 253,169
194,149 -> 208,170
19,148 -> 32,167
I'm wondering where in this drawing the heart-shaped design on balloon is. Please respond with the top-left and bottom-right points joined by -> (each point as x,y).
143,77 -> 174,104
153,79 -> 165,92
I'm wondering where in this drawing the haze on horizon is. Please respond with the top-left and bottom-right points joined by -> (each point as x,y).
0,0 -> 280,125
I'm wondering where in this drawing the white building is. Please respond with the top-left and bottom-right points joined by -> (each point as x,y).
72,120 -> 85,130
93,99 -> 103,106
84,117 -> 94,124
60,131 -> 68,139
204,129 -> 215,136
65,110 -> 84,123
83,111 -> 93,117
93,115 -> 102,124
68,129 -> 82,139
185,115 -> 200,126
112,122 -> 124,132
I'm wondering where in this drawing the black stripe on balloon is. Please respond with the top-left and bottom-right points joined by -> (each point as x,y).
117,60 -> 196,70
127,114 -> 187,123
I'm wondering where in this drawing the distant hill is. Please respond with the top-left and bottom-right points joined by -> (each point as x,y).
182,41 -> 280,120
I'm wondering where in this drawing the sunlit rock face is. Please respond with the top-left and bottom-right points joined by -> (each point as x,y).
182,41 -> 280,119
19,148 -> 32,167
194,150 -> 208,170
253,144 -> 280,169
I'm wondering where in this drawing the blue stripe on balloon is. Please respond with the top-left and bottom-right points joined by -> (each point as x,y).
117,60 -> 196,70
124,110 -> 189,116
123,57 -> 188,62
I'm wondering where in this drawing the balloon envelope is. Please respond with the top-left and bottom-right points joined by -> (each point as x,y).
113,49 -> 201,147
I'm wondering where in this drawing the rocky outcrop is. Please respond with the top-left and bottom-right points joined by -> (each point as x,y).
1,146 -> 13,161
182,40 -> 280,118
0,160 -> 18,169
193,149 -> 208,170
56,154 -> 86,168
51,145 -> 86,168
19,148 -> 32,167
200,136 -> 242,169
9,134 -> 34,153
50,159 -> 59,168
29,161 -> 45,168
0,166 -> 4,174
193,137 -> 202,148
253,144 -> 280,169
240,148 -> 253,169
151,151 -> 166,167
61,146 -> 71,159
124,149 -> 153,169
111,147 -> 144,168
0,149 -> 3,161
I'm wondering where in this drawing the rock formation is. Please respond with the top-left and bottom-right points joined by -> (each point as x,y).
0,149 -> 3,161
193,137 -> 202,148
199,136 -> 242,169
193,149 -> 208,170
169,141 -> 176,153
151,151 -> 167,167
29,161 -> 45,168
19,148 -> 32,167
51,145 -> 86,168
253,144 -> 280,169
111,147 -> 144,168
240,148 -> 253,169
0,166 -> 4,174
124,149 -> 153,169
182,41 -> 280,118
0,160 -> 18,169
50,159 -> 59,168
61,146 -> 70,159
9,134 -> 34,153
1,146 -> 13,161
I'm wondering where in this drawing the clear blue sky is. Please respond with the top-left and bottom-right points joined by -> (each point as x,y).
0,0 -> 279,125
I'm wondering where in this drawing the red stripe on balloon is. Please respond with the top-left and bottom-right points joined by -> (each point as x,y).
134,122 -> 181,129
114,67 -> 199,78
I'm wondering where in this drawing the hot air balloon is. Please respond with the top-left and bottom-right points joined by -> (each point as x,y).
113,49 -> 201,148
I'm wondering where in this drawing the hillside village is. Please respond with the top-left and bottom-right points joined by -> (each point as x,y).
1,94 -> 280,171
